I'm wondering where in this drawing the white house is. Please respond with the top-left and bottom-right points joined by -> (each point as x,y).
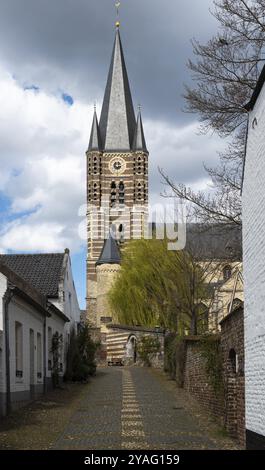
0,249 -> 80,347
0,249 -> 81,416
242,65 -> 265,449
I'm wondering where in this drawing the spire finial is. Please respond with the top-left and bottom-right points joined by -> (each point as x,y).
138,103 -> 141,114
94,102 -> 97,112
115,1 -> 121,28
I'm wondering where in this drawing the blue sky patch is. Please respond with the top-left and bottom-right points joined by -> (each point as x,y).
62,93 -> 74,106
71,248 -> 86,309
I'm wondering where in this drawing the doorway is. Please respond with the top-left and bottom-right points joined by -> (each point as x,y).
126,335 -> 137,363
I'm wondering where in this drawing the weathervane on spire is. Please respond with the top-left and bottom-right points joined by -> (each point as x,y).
115,1 -> 121,28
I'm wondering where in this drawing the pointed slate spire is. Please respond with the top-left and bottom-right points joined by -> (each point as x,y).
133,109 -> 148,153
96,232 -> 121,266
99,29 -> 136,152
88,109 -> 102,151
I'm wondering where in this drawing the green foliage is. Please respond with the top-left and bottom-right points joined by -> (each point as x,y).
164,334 -> 178,379
51,332 -> 63,388
164,334 -> 186,385
137,336 -> 161,367
65,325 -> 99,382
109,239 -> 209,334
200,336 -> 223,393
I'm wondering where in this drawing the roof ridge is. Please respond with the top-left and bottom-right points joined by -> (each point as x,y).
0,253 -> 65,257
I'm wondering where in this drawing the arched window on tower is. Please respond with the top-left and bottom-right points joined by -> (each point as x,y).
88,183 -> 92,202
110,181 -> 116,207
223,265 -> 232,281
143,157 -> 147,175
88,156 -> 92,176
118,224 -> 125,243
137,182 -> 143,202
137,156 -> 142,175
93,156 -> 101,175
119,181 -> 125,205
144,183 -> 147,203
93,183 -> 99,202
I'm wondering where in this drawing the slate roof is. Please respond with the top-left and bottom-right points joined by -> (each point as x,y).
0,253 -> 65,298
99,28 -> 136,152
185,224 -> 242,260
151,223 -> 242,260
88,110 -> 102,151
96,235 -> 121,266
133,110 -> 148,153
0,262 -> 48,314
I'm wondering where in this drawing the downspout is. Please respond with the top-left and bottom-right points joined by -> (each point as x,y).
43,315 -> 47,395
4,285 -> 15,415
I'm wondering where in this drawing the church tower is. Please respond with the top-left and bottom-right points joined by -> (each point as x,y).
86,25 -> 149,326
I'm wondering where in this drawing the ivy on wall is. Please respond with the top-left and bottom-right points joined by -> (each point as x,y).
200,336 -> 223,394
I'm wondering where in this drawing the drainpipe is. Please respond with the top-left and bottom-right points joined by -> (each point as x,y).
4,285 -> 15,415
43,315 -> 47,395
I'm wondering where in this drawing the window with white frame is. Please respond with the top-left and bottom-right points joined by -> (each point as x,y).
15,321 -> 23,378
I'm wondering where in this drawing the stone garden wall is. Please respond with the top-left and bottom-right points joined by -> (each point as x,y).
165,307 -> 245,447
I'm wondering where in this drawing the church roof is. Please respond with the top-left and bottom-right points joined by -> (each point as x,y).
88,110 -> 102,151
133,110 -> 148,153
150,223 -> 242,260
96,235 -> 121,266
185,224 -> 242,261
0,253 -> 66,298
99,29 -> 136,152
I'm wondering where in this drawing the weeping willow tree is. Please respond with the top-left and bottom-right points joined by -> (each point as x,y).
108,239 -> 211,335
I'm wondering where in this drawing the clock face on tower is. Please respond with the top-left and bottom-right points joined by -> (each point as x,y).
109,157 -> 126,175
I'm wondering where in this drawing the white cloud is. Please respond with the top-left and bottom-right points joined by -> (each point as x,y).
0,63 -> 225,253
145,119 -> 227,205
0,65 -> 91,253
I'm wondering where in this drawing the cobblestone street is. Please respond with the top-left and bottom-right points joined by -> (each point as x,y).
54,367 -> 237,450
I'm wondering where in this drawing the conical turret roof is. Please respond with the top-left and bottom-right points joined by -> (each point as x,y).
133,109 -> 148,153
88,110 -> 102,151
96,233 -> 121,266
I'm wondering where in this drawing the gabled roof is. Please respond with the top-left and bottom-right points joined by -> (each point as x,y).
96,235 -> 121,266
0,253 -> 65,298
133,110 -> 148,153
88,110 -> 102,151
99,29 -> 136,152
0,262 -> 48,315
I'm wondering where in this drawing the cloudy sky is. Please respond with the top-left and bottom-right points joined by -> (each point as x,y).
0,0 -> 226,308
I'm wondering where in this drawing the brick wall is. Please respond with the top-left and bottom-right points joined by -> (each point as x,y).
183,337 -> 225,424
220,307 -> 245,447
179,309 -> 245,446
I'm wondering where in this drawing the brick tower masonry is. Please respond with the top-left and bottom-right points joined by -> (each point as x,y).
86,26 -> 149,326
